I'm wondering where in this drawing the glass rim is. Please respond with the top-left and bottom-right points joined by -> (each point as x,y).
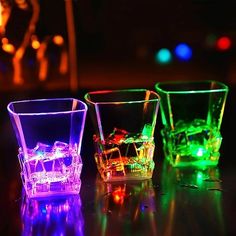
155,80 -> 229,94
7,98 -> 88,116
84,89 -> 160,105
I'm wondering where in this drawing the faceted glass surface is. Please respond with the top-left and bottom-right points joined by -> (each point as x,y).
155,81 -> 228,167
8,98 -> 87,198
85,89 -> 160,181
94,126 -> 155,181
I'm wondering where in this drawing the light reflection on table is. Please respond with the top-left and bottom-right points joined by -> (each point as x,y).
20,192 -> 84,236
159,160 -> 225,236
92,177 -> 158,236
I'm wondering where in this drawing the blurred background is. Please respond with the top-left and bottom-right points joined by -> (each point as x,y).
1,0 -> 236,91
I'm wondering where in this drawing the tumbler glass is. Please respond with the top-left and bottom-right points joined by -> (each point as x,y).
7,98 -> 87,198
85,89 -> 160,182
155,80 -> 229,167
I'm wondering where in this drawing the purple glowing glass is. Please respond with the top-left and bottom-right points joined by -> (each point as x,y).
7,98 -> 87,198
21,191 -> 84,235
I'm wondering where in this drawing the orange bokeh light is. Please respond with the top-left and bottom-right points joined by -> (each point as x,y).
2,37 -> 9,44
32,39 -> 40,49
2,43 -> 15,54
53,35 -> 64,46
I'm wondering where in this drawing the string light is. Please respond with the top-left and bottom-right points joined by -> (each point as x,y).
0,2 -> 2,26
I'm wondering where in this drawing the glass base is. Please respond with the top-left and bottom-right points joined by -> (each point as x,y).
161,122 -> 221,168
168,159 -> 219,168
18,149 -> 83,198
96,156 -> 155,182
164,153 -> 219,168
101,174 -> 153,182
161,124 -> 222,168
23,179 -> 82,199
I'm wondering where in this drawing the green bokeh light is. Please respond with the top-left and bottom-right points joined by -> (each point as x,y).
205,34 -> 217,48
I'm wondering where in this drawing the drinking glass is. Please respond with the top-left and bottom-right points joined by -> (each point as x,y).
8,98 -> 87,198
155,80 -> 229,167
85,89 -> 160,182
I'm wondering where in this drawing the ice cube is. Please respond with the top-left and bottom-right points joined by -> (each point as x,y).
25,148 -> 37,160
187,130 -> 210,145
192,119 -> 207,127
123,135 -> 135,144
175,120 -> 187,131
186,120 -> 211,146
34,142 -> 52,153
172,130 -> 188,147
53,158 -> 64,171
124,133 -> 141,144
53,141 -> 69,151
141,123 -> 153,139
137,142 -> 154,162
107,128 -> 129,145
103,147 -> 121,159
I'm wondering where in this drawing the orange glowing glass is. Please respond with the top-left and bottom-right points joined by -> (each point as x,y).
85,89 -> 160,182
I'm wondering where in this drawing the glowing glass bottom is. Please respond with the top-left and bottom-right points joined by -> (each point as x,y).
94,129 -> 155,182
161,119 -> 222,167
19,141 -> 82,198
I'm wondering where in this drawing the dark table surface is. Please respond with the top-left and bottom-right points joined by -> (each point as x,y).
0,85 -> 235,236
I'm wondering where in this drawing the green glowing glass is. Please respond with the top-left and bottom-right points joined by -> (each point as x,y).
155,81 -> 229,167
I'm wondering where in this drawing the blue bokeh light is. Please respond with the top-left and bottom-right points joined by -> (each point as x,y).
174,43 -> 192,61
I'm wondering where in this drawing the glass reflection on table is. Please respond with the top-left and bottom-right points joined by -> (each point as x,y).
20,192 -> 84,236
93,177 -> 158,236
160,159 -> 225,235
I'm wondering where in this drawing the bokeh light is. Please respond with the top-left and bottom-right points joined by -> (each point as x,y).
216,36 -> 232,51
1,37 -> 15,54
174,43 -> 192,61
31,36 -> 40,50
53,35 -> 64,46
205,34 -> 217,49
155,48 -> 172,65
